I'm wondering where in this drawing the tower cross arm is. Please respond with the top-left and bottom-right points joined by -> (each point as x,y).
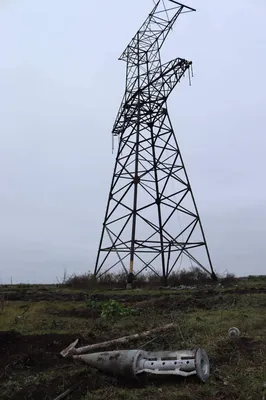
143,57 -> 192,99
119,0 -> 195,64
112,58 -> 192,135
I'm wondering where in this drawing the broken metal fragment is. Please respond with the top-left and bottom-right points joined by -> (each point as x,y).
228,327 -> 241,338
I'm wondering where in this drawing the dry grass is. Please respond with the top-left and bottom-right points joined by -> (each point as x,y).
62,267 -> 239,290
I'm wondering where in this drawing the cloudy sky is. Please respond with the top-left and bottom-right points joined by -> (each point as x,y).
0,0 -> 265,283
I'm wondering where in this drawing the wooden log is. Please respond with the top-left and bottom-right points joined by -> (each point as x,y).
53,381 -> 82,400
60,323 -> 174,358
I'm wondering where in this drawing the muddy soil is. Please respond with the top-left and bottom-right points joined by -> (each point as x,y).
91,289 -> 266,313
0,331 -> 83,376
44,294 -> 238,319
39,288 -> 266,320
0,330 -> 117,400
47,307 -> 101,319
3,286 -> 266,302
4,290 -> 89,302
213,336 -> 266,365
90,287 -> 266,303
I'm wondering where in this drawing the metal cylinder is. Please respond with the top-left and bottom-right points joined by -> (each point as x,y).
136,348 -> 210,382
73,348 -> 210,382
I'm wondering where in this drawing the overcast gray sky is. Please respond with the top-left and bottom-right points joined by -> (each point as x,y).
0,0 -> 265,283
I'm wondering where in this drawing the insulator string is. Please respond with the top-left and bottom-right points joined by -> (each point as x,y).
188,65 -> 192,86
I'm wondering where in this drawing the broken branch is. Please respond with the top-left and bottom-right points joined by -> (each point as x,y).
61,323 -> 174,358
53,380 -> 83,400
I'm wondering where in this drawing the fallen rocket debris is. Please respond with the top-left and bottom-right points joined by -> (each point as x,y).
60,323 -> 210,384
71,348 -> 210,382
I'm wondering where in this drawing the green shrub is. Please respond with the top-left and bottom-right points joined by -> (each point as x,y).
100,299 -> 135,319
87,298 -> 135,319
87,299 -> 101,310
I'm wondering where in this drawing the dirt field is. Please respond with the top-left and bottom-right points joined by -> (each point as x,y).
0,282 -> 265,399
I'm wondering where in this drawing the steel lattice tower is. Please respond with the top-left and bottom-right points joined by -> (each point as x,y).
94,0 -> 217,284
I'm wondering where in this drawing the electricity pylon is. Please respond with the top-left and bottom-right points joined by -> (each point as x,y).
94,1 -> 217,285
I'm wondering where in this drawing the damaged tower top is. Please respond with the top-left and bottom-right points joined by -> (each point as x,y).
94,0 -> 217,284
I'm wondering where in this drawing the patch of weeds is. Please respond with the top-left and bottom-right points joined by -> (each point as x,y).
0,380 -> 22,399
87,299 -> 136,320
100,300 -> 136,319
87,299 -> 101,310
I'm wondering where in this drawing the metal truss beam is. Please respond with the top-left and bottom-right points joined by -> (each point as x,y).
94,1 -> 217,284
